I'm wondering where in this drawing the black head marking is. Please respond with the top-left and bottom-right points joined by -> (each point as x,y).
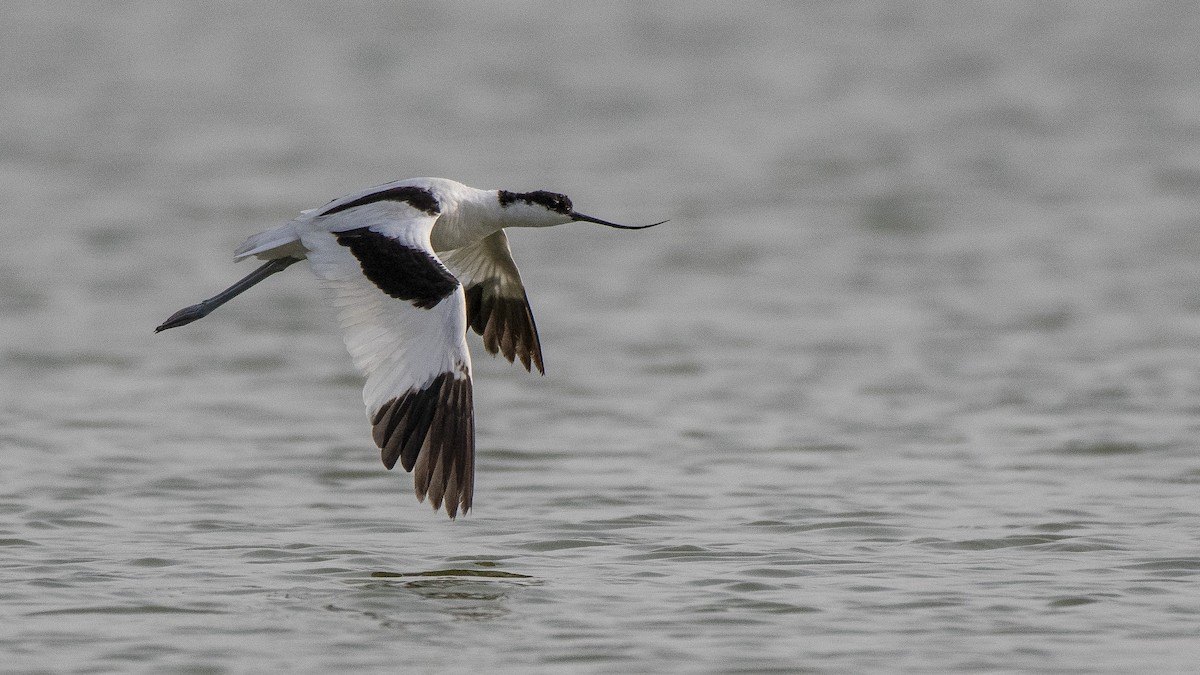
497,190 -> 574,215
321,185 -> 441,217
334,228 -> 458,309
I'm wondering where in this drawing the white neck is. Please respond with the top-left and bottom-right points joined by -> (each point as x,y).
428,185 -> 507,252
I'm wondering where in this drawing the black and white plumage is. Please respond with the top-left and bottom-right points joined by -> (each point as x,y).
156,177 -> 662,518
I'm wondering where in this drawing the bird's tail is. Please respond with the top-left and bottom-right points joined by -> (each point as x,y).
233,222 -> 307,261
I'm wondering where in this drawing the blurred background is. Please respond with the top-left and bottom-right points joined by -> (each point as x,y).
4,2 -> 1200,673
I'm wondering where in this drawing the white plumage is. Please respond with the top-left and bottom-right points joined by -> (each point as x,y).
157,177 -> 662,518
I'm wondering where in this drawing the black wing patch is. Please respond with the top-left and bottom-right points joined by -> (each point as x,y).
464,283 -> 544,374
371,372 -> 475,518
335,228 -> 458,309
321,185 -> 441,217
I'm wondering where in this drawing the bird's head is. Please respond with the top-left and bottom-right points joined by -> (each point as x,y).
496,189 -> 665,230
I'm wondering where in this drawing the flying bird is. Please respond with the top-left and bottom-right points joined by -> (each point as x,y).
155,177 -> 663,518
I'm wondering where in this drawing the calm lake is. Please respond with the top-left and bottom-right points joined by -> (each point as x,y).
3,2 -> 1200,673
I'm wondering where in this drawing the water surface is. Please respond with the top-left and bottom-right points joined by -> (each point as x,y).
4,2 -> 1200,673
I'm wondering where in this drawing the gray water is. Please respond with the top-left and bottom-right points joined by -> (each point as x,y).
4,1 -> 1200,673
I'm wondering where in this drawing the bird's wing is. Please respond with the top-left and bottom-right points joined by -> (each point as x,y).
300,204 -> 475,518
440,230 -> 545,374
234,179 -> 442,261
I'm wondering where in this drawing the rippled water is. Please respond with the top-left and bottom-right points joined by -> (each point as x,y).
5,1 -> 1200,673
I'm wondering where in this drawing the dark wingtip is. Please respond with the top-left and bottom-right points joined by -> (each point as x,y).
371,372 -> 474,519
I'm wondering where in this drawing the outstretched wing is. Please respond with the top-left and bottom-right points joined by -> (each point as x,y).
300,201 -> 475,518
440,230 -> 545,374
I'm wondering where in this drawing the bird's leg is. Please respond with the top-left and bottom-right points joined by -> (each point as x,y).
155,256 -> 302,332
